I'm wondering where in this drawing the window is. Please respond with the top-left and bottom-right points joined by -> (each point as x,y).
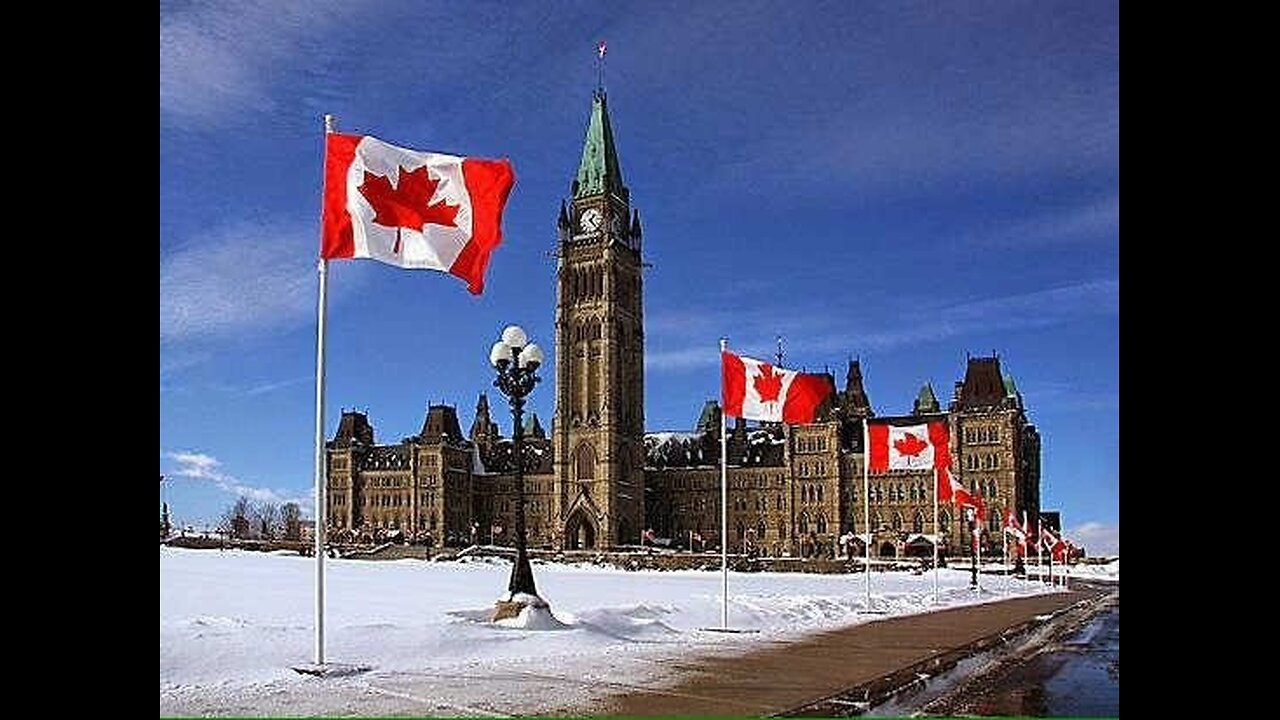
798,513 -> 809,535
575,443 -> 596,481
892,513 -> 903,531
816,514 -> 828,534
817,485 -> 824,503
913,511 -> 924,534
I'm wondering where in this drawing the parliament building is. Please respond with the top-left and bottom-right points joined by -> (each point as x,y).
325,87 -> 1043,559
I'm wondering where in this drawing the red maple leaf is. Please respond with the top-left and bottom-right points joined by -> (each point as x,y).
754,364 -> 784,403
357,165 -> 460,254
894,432 -> 929,457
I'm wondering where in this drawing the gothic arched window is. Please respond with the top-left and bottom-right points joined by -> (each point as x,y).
575,443 -> 596,481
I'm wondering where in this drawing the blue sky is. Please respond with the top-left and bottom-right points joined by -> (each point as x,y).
160,1 -> 1119,553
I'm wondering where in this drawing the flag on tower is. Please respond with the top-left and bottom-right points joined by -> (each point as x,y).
721,351 -> 834,424
321,132 -> 515,294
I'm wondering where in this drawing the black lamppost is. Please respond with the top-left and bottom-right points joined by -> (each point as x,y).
965,506 -> 978,588
489,325 -> 548,620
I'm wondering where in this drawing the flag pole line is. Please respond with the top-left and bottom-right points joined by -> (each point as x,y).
932,467 -> 939,604
720,338 -> 729,629
311,113 -> 336,667
863,419 -> 871,609
1003,526 -> 1009,595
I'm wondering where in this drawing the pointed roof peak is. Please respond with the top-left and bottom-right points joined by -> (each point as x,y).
522,412 -> 546,439
573,90 -> 627,200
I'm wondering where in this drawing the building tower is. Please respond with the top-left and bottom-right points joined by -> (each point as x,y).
553,86 -> 645,549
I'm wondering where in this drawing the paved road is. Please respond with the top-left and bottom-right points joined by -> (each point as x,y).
593,590 -> 1091,717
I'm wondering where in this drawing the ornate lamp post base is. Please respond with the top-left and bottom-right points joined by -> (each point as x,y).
492,592 -> 551,622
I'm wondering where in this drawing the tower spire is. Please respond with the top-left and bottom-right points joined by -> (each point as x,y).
596,40 -> 607,93
573,76 -> 626,200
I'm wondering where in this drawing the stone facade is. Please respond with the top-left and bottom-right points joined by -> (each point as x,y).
325,86 -> 1044,559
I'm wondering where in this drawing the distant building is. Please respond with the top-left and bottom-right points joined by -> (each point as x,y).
325,84 -> 1045,559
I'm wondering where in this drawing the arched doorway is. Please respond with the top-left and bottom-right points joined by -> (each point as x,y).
565,509 -> 597,550
879,541 -> 897,558
905,536 -> 933,558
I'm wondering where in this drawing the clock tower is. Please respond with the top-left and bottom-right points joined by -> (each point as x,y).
553,87 -> 646,549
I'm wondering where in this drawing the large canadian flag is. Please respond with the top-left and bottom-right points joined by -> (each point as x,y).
868,420 -> 950,473
321,133 -> 515,295
721,351 -> 833,424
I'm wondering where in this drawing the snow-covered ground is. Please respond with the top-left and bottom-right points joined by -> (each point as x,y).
160,547 -> 1070,716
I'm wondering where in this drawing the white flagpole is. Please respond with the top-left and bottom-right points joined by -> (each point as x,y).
932,467 -> 939,604
863,419 -> 871,608
1063,547 -> 1069,590
1047,539 -> 1053,586
1037,521 -> 1044,583
310,114 -> 335,667
720,337 -> 729,629
1003,524 -> 1010,594
975,524 -> 982,592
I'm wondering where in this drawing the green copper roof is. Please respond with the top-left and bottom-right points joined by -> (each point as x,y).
522,412 -> 545,439
574,90 -> 625,199
1003,373 -> 1018,397
917,383 -> 938,406
696,400 -> 720,433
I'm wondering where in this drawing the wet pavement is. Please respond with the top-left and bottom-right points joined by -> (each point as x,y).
895,585 -> 1118,717
594,591 -> 1091,717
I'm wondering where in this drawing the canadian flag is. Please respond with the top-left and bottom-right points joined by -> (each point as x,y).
1003,508 -> 1026,543
321,132 -> 515,294
868,420 -> 950,473
1041,525 -> 1064,555
721,351 -> 833,424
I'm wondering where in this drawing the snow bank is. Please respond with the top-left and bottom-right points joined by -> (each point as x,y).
160,546 -> 1061,715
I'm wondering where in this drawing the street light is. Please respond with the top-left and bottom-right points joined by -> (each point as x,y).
489,325 -> 549,621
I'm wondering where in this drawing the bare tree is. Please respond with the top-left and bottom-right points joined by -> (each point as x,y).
257,501 -> 280,540
220,496 -> 253,540
282,502 -> 302,541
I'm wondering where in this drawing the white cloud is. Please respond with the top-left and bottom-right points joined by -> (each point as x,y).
1068,521 -> 1119,556
160,1 -> 364,127
972,195 -> 1119,248
647,278 -> 1118,372
160,221 -> 318,343
165,450 -> 307,510
244,377 -> 311,397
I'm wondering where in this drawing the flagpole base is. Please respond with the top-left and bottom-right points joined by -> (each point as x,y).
291,662 -> 372,677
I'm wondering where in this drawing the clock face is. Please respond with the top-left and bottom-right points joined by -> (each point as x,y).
579,208 -> 602,233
